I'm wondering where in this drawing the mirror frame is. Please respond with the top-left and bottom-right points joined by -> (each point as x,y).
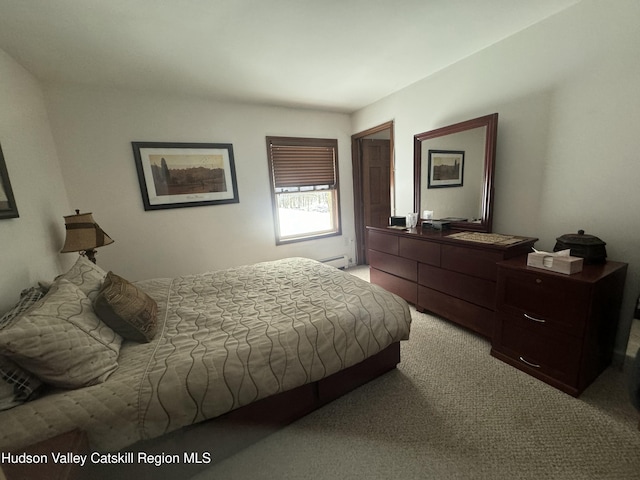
414,113 -> 498,233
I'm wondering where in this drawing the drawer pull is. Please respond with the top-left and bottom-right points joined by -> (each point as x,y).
523,313 -> 546,323
519,356 -> 541,369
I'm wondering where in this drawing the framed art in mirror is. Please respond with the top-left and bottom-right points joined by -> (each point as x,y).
132,142 -> 239,211
414,113 -> 498,233
0,144 -> 19,219
427,150 -> 465,188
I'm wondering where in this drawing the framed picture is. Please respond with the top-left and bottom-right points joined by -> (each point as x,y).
132,142 -> 239,211
427,150 -> 465,188
0,144 -> 19,219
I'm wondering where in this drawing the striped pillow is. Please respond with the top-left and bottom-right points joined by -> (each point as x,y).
0,356 -> 43,410
0,286 -> 46,410
0,286 -> 45,325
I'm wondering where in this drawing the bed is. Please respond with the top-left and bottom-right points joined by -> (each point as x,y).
0,256 -> 411,477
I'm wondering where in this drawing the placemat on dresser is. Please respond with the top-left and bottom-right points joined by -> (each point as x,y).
448,231 -> 523,245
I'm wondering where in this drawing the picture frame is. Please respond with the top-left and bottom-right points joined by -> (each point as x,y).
132,142 -> 239,211
0,144 -> 19,219
427,149 -> 465,188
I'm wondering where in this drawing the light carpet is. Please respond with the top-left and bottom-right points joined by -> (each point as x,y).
192,268 -> 640,480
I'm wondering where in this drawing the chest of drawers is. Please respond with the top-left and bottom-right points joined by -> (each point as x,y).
367,227 -> 537,337
491,256 -> 627,396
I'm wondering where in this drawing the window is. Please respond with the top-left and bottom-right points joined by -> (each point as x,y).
266,136 -> 341,244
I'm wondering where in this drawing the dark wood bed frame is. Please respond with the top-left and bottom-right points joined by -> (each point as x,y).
89,342 -> 401,479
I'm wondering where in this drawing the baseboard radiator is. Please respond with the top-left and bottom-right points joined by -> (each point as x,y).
318,254 -> 349,269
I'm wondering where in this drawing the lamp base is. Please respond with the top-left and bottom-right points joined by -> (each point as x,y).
81,249 -> 98,264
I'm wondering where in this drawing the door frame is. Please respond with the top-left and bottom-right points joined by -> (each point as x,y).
351,121 -> 395,265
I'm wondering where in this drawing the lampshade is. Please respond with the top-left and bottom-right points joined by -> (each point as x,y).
61,210 -> 114,259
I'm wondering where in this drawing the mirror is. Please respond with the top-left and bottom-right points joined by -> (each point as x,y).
414,113 -> 498,233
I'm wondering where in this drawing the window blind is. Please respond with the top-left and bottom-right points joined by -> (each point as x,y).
267,137 -> 338,188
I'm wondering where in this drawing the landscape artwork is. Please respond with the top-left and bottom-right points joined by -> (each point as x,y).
132,142 -> 239,210
149,154 -> 227,196
427,150 -> 465,188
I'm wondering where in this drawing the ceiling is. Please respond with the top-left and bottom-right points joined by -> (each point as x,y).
0,0 -> 580,113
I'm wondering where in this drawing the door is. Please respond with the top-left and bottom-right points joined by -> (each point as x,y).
362,139 -> 391,229
352,123 -> 394,265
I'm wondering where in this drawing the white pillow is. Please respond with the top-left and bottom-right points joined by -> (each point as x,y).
0,279 -> 122,389
55,255 -> 108,301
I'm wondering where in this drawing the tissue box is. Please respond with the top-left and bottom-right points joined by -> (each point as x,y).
527,252 -> 584,275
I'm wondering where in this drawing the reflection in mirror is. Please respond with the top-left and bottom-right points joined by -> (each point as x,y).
414,113 -> 498,233
421,127 -> 485,221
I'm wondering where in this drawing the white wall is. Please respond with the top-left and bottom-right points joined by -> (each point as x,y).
0,50 -> 71,312
43,85 -> 355,281
352,0 -> 640,357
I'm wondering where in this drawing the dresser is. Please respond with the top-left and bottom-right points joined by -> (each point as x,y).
491,256 -> 627,396
366,226 -> 537,337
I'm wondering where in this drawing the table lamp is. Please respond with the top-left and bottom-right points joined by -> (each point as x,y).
61,210 -> 114,263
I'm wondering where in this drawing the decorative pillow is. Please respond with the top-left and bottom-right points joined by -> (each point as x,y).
0,286 -> 46,326
0,286 -> 47,409
93,272 -> 158,343
0,356 -> 43,411
0,380 -> 17,410
0,280 -> 122,389
55,255 -> 107,301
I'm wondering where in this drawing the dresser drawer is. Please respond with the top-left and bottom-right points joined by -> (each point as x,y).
441,244 -> 502,281
370,268 -> 417,304
494,313 -> 581,386
368,249 -> 417,282
419,263 -> 495,310
368,230 -> 399,255
399,237 -> 440,266
496,268 -> 589,335
418,286 -> 493,337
